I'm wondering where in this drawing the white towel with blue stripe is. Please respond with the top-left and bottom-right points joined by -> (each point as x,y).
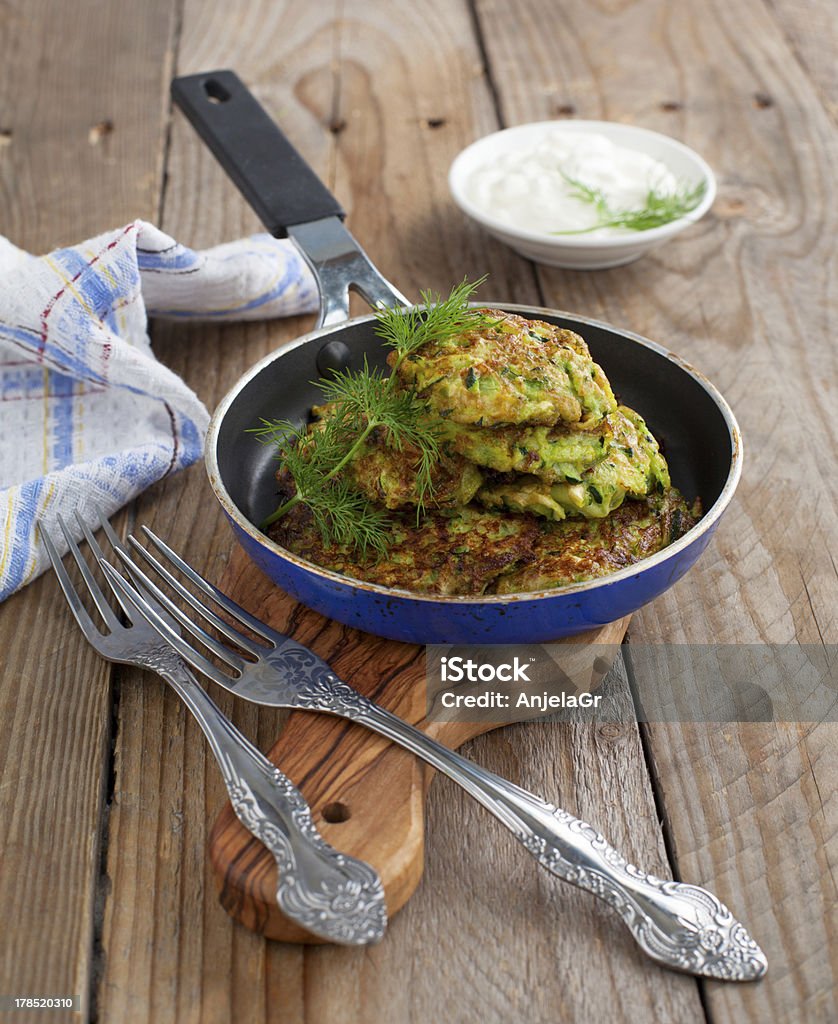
0,219 -> 318,601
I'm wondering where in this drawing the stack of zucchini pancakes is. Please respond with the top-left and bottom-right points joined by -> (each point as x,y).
270,310 -> 700,595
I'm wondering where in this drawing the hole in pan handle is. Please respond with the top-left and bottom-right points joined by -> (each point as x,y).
202,77 -> 230,104
170,69 -> 409,328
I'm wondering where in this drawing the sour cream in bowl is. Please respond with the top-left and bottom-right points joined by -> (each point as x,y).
449,121 -> 715,270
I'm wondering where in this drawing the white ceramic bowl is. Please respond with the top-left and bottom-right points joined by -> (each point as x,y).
448,120 -> 716,270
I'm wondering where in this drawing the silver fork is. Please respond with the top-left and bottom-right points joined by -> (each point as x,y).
104,526 -> 768,982
43,515 -> 386,946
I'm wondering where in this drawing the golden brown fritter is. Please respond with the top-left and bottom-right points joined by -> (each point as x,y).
348,438 -> 483,510
269,499 -> 542,596
440,405 -> 665,483
494,490 -> 700,594
269,480 -> 699,596
454,405 -> 670,520
389,308 -> 616,428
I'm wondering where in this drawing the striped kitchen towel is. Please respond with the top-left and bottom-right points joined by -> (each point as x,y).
0,219 -> 318,602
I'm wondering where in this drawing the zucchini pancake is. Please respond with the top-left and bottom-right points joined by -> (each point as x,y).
266,308 -> 700,595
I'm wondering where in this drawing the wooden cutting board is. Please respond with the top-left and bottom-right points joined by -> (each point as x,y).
208,546 -> 631,942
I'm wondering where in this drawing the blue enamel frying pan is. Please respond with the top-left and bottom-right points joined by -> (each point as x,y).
172,71 -> 741,645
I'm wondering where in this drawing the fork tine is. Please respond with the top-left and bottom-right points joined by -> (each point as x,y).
110,547 -> 245,673
100,562 -> 238,689
95,507 -> 130,557
74,512 -> 139,623
42,524 -> 103,644
141,526 -> 278,645
126,537 -> 265,658
92,507 -> 170,620
56,514 -> 121,632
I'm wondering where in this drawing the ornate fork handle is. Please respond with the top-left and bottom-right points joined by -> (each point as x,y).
148,654 -> 386,945
302,677 -> 766,979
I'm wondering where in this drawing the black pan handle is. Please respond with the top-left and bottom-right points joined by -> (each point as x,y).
171,70 -> 344,238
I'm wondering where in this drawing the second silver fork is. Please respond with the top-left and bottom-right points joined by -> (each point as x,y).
44,515 -> 386,946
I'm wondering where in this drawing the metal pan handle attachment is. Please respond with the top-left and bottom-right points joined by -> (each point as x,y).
171,69 -> 408,327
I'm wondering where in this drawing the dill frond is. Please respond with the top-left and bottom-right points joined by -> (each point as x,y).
553,170 -> 707,234
374,276 -> 490,370
253,278 -> 487,555
304,478 -> 392,559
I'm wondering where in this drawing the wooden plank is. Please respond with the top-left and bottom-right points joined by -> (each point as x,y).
0,0 -> 178,251
96,0 -> 701,1021
0,0 -> 180,1017
765,0 -> 838,122
473,0 -> 838,1019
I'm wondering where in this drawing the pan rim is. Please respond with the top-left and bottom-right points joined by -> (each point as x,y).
205,303 -> 742,605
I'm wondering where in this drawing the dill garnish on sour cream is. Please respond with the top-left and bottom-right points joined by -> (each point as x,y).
463,129 -> 705,237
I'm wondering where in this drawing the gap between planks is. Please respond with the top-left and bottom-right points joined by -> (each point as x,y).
624,650 -> 713,1023
88,2 -> 187,1017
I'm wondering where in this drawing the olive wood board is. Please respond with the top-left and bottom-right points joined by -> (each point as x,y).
208,546 -> 631,942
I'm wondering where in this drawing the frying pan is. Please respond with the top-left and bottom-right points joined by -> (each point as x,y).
171,70 -> 741,644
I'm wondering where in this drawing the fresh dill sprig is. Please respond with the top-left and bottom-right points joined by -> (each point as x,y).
553,171 -> 707,234
249,415 -> 393,558
250,279 -> 486,556
560,174 -> 611,221
374,276 -> 490,372
316,360 -> 443,507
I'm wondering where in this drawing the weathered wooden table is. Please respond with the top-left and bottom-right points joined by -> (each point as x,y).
1,1 -> 835,1021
